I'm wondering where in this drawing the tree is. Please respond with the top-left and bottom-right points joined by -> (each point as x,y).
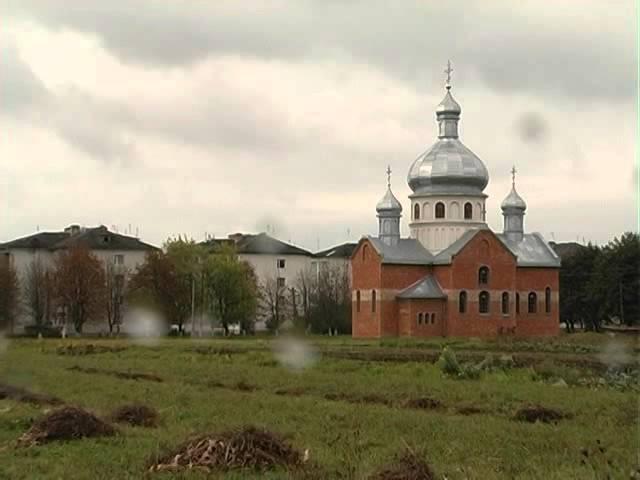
260,276 -> 287,334
105,263 -> 127,335
559,244 -> 600,332
22,257 -> 53,326
0,258 -> 20,333
307,262 -> 351,335
53,244 -> 106,333
204,245 -> 258,335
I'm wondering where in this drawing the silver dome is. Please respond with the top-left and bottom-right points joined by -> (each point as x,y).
501,186 -> 527,210
376,187 -> 402,213
436,88 -> 461,115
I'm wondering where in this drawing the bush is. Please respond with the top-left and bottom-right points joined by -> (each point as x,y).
23,324 -> 62,338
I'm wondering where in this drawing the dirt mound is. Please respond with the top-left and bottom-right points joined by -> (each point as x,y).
149,426 -> 304,473
234,380 -> 257,392
274,387 -> 307,397
403,397 -> 443,410
369,451 -> 436,480
68,366 -> 163,382
455,405 -> 486,415
514,405 -> 568,423
17,406 -> 116,446
324,392 -> 391,406
56,344 -> 126,356
0,383 -> 63,406
110,404 -> 158,427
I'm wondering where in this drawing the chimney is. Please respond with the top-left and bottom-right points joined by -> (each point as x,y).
64,224 -> 82,236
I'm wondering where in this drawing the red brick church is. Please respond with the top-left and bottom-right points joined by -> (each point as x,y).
351,67 -> 560,338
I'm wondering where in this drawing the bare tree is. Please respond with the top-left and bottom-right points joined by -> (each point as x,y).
22,257 -> 52,326
105,262 -> 127,335
0,257 -> 20,333
260,277 -> 288,334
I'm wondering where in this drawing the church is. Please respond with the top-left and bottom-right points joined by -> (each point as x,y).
351,65 -> 561,338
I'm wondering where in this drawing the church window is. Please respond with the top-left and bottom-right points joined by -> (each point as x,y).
431,313 -> 436,324
414,203 -> 420,220
362,244 -> 368,262
478,266 -> 489,285
464,202 -> 473,219
417,312 -> 423,325
501,292 -> 509,314
479,291 -> 490,314
459,291 -> 467,313
435,202 -> 445,219
356,290 -> 361,312
516,292 -> 520,314
528,292 -> 537,313
545,287 -> 551,314
372,290 -> 376,313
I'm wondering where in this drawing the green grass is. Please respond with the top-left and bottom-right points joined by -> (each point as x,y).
0,335 -> 637,479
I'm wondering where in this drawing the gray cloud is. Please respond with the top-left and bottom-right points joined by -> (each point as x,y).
3,0 -> 635,101
0,43 -> 48,114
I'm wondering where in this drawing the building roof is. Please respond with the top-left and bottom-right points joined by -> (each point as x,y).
432,228 -> 487,265
498,232 -> 561,267
397,275 -> 446,299
202,233 -> 312,256
367,237 -> 434,265
376,187 -> 402,214
314,242 -> 358,259
549,241 -> 586,260
1,226 -> 157,252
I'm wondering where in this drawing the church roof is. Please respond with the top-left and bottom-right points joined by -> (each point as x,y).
497,233 -> 561,267
376,187 -> 402,213
314,242 -> 358,259
367,237 -> 434,265
501,185 -> 527,210
396,275 -> 446,299
432,228 -> 489,264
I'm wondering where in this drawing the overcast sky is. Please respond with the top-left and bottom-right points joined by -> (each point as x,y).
1,1 -> 637,251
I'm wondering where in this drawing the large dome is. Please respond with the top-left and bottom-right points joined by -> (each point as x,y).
407,86 -> 489,195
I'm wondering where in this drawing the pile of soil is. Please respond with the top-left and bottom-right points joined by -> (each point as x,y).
110,404 -> 158,427
514,405 -> 568,423
68,366 -> 163,382
17,406 -> 116,446
274,387 -> 307,397
369,451 -> 437,480
323,392 -> 391,406
149,426 -> 304,473
234,380 -> 257,392
56,344 -> 126,356
403,397 -> 443,410
0,383 -> 63,406
455,405 -> 486,416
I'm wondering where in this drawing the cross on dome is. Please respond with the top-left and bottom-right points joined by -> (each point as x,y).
386,165 -> 392,188
511,165 -> 517,187
444,60 -> 453,89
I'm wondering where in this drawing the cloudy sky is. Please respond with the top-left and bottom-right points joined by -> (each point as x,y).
1,1 -> 637,251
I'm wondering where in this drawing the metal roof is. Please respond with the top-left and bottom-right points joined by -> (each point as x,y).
314,242 -> 358,259
367,237 -> 433,265
202,233 -> 312,256
397,275 -> 446,299
497,232 -> 561,267
376,187 -> 402,213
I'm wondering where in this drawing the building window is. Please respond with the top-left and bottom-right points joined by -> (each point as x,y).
417,312 -> 423,325
277,277 -> 286,289
464,202 -> 473,219
479,291 -> 490,314
528,292 -> 537,313
545,287 -> 551,314
435,202 -> 445,219
114,254 -> 124,265
516,292 -> 520,314
478,266 -> 489,285
277,258 -> 286,269
459,291 -> 467,313
414,203 -> 420,220
431,313 -> 436,324
371,290 -> 376,313
356,290 -> 361,312
501,292 -> 509,314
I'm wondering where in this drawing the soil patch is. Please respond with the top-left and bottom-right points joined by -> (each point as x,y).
110,404 -> 158,427
17,406 -> 116,446
0,383 -> 63,406
403,397 -> 443,410
234,380 -> 257,392
455,405 -> 487,415
56,344 -> 127,356
514,405 -> 568,424
324,392 -> 391,406
148,426 -> 304,473
274,387 -> 307,397
68,366 -> 163,382
369,451 -> 436,480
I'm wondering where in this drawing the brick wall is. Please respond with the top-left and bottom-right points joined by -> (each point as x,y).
398,299 -> 446,337
515,267 -> 559,336
351,240 -> 382,338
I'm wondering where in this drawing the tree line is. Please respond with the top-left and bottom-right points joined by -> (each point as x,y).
559,232 -> 639,331
0,237 -> 352,336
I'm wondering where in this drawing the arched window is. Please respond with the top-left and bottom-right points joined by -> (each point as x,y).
431,313 -> 436,324
362,244 -> 368,262
459,291 -> 467,313
478,266 -> 489,285
516,292 -> 520,314
417,312 -> 423,325
501,292 -> 509,314
545,287 -> 551,314
464,202 -> 473,219
414,203 -> 420,220
372,290 -> 376,313
435,202 -> 445,219
528,292 -> 537,313
479,291 -> 490,314
356,290 -> 361,312
451,201 -> 460,219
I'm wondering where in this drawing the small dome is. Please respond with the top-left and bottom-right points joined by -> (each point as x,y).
501,186 -> 527,210
436,87 -> 461,115
376,187 -> 402,214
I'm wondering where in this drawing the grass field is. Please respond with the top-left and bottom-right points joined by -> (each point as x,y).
0,333 -> 637,479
